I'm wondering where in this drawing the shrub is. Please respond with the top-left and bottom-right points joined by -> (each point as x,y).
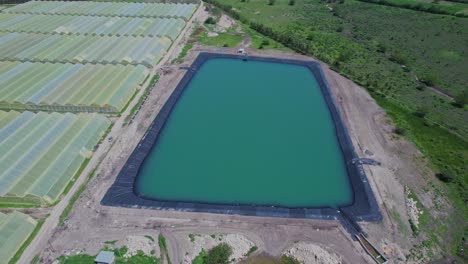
409,219 -> 419,236
419,74 -> 438,86
416,84 -> 425,91
394,127 -> 406,135
280,256 -> 301,264
240,255 -> 301,264
288,0 -> 295,5
435,171 -> 455,183
205,243 -> 232,264
452,90 -> 467,108
389,51 -> 407,65
413,107 -> 428,118
205,17 -> 216,24
247,246 -> 258,256
268,0 -> 275,5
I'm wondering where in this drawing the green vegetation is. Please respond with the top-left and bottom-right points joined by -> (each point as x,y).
191,243 -> 233,264
104,240 -> 117,245
278,256 -> 301,264
58,247 -> 159,264
58,168 -> 97,226
123,74 -> 159,126
193,27 -> 243,47
247,246 -> 258,256
0,200 -> 40,208
453,90 -> 468,107
205,243 -> 232,264
144,235 -> 155,242
192,250 -> 206,264
30,255 -> 40,264
389,207 -> 409,236
158,234 -> 171,264
205,17 -> 217,24
189,233 -> 196,242
58,254 -> 95,264
9,219 -> 44,264
205,0 -> 467,258
357,0 -> 468,17
240,255 -> 301,264
173,42 -> 194,64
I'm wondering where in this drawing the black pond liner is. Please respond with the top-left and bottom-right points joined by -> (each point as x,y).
101,52 -> 381,233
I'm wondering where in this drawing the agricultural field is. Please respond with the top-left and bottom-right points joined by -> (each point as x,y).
209,0 -> 467,259
0,0 -> 197,208
0,111 -> 111,206
0,32 -> 172,67
0,13 -> 186,39
356,0 -> 468,17
0,211 -> 37,263
0,0 -> 199,262
213,0 -> 468,132
0,62 -> 149,112
3,1 -> 197,19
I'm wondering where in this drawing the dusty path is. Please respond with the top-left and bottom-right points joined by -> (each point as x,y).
16,3 -> 205,264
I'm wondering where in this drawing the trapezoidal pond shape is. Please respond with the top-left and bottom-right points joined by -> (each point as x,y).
102,52 -> 381,222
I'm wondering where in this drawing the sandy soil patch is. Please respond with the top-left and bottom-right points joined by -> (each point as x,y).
117,235 -> 159,258
405,187 -> 423,229
215,14 -> 235,32
183,233 -> 255,264
284,242 -> 342,264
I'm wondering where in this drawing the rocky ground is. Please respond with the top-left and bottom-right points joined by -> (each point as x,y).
181,233 -> 255,263
283,242 -> 342,264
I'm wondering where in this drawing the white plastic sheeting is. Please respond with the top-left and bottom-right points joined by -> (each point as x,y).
4,1 -> 197,20
0,13 -> 186,40
0,32 -> 172,67
0,111 -> 111,204
0,61 -> 149,112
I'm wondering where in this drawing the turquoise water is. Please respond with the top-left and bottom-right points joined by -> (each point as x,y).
136,58 -> 352,208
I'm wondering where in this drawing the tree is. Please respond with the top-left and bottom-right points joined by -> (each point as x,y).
280,256 -> 301,264
204,17 -> 216,25
435,171 -> 454,183
268,0 -> 275,5
453,90 -> 467,108
413,107 -> 428,118
288,0 -> 295,5
205,243 -> 232,264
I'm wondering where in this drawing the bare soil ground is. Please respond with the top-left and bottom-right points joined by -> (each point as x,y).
283,242 -> 343,264
179,233 -> 255,263
17,4 -> 445,264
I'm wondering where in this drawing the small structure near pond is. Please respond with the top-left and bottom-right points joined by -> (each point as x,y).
95,251 -> 115,264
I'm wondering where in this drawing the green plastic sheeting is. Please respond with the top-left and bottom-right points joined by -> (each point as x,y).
0,13 -> 186,40
0,211 -> 36,263
0,33 -> 172,67
0,62 -> 149,112
0,111 -> 111,204
4,1 -> 197,20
